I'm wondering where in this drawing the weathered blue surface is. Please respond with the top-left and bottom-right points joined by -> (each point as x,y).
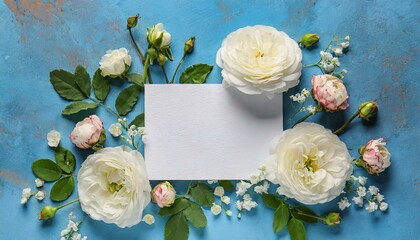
0,0 -> 419,239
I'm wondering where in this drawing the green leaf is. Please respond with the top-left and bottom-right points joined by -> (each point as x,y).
50,176 -> 75,201
273,204 -> 290,233
92,69 -> 111,101
164,212 -> 189,240
262,193 -> 283,209
54,146 -> 76,174
159,197 -> 190,217
218,180 -> 234,191
126,73 -> 144,86
31,159 -> 62,182
288,218 -> 306,240
74,65 -> 91,97
50,69 -> 86,100
115,85 -> 141,116
180,64 -> 213,84
183,201 -> 207,228
290,206 -> 318,224
129,113 -> 145,128
61,101 -> 98,115
189,183 -> 215,207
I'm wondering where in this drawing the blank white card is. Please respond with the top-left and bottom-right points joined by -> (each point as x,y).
144,84 -> 283,180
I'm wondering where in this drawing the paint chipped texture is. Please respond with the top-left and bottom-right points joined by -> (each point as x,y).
0,0 -> 419,239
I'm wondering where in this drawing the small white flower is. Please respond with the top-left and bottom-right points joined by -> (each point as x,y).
235,200 -> 243,211
306,105 -> 316,114
301,88 -> 311,97
72,232 -> 81,240
35,178 -> 44,188
358,176 -> 368,185
334,48 -> 343,56
322,63 -> 335,73
249,174 -> 261,185
108,123 -> 123,137
235,181 -> 252,196
320,51 -> 333,61
375,193 -> 385,202
340,41 -> 350,49
338,197 -> 351,211
35,190 -> 45,200
357,186 -> 367,197
211,203 -> 222,215
68,212 -> 75,220
242,196 -> 258,211
254,181 -> 270,194
20,197 -> 28,204
22,188 -> 32,198
225,210 -> 232,217
366,202 -> 378,213
352,196 -> 364,207
237,213 -> 242,219
342,69 -> 348,74
207,180 -> 217,184
331,57 -> 340,67
99,48 -> 132,78
60,228 -> 70,237
221,196 -> 231,205
67,220 -> 78,231
368,186 -> 380,195
379,202 -> 388,211
214,186 -> 225,197
142,214 -> 155,225
344,36 -> 350,41
47,129 -> 61,147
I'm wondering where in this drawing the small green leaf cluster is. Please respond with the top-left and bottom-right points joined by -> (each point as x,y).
179,64 -> 213,84
31,146 -> 77,201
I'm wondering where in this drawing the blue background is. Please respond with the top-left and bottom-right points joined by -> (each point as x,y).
1,0 -> 419,239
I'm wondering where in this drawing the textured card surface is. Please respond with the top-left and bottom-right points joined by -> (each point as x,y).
144,84 -> 283,180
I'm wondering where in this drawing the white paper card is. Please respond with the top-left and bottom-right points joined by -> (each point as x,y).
144,84 -> 283,180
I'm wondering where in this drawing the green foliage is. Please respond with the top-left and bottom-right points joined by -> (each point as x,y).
92,69 -> 111,101
273,204 -> 289,233
288,218 -> 306,240
165,212 -> 189,240
61,101 -> 98,115
262,193 -> 283,209
180,64 -> 213,84
54,146 -> 76,173
129,113 -> 145,128
183,201 -> 207,228
115,85 -> 142,116
126,73 -> 144,86
159,198 -> 190,217
50,176 -> 75,201
189,183 -> 215,207
74,65 -> 91,97
50,69 -> 86,101
32,159 -> 62,182
218,180 -> 234,191
290,206 -> 318,224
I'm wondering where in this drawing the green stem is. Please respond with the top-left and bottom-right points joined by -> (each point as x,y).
171,54 -> 186,83
57,198 -> 79,210
185,180 -> 193,196
292,106 -> 321,127
161,65 -> 170,84
333,110 -> 360,135
89,97 -> 120,118
143,55 -> 153,84
293,210 -> 325,221
128,27 -> 145,64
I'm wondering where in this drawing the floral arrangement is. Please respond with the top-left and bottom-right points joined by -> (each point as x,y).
20,14 -> 392,240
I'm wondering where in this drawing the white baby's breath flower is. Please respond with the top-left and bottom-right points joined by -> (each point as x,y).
358,176 -> 368,185
235,181 -> 252,196
352,196 -> 364,207
207,180 -> 217,184
221,196 -> 231,205
22,188 -> 32,198
331,57 -> 340,67
249,174 -> 261,185
241,194 -> 258,211
35,178 -> 44,188
236,200 -> 243,211
366,202 -> 378,213
306,105 -> 316,113
357,186 -> 367,197
225,210 -> 232,217
375,193 -> 385,202
142,214 -> 155,225
214,186 -> 225,197
47,129 -> 61,147
340,41 -> 350,49
254,181 -> 270,194
35,190 -> 45,200
266,123 -> 353,205
320,51 -> 333,61
344,36 -> 350,41
211,203 -> 222,215
20,197 -> 28,204
338,197 -> 351,211
108,123 -> 123,137
334,48 -> 343,56
368,186 -> 380,195
322,63 -> 335,73
379,202 -> 388,211
216,25 -> 302,98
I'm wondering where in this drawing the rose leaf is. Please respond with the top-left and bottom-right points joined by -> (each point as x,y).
31,159 -> 62,182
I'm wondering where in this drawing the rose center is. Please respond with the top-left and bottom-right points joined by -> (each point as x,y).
303,154 -> 320,172
106,169 -> 126,193
254,50 -> 264,58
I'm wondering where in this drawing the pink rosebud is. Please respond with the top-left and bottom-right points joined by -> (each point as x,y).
311,74 -> 349,111
152,181 -> 176,208
70,115 -> 105,150
356,138 -> 391,174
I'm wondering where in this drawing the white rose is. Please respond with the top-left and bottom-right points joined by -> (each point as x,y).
216,25 -> 302,98
108,123 -> 123,137
147,23 -> 171,48
99,48 -> 132,78
266,123 -> 353,205
77,146 -> 151,228
47,129 -> 61,147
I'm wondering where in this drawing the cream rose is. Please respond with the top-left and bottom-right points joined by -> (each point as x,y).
99,48 -> 132,78
265,123 -> 353,205
77,146 -> 151,228
216,25 -> 302,98
147,23 -> 171,48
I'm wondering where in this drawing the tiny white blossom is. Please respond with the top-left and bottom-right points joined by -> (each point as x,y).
306,105 -> 316,113
207,180 -> 217,184
333,47 -> 343,56
142,214 -> 155,225
340,41 -> 350,49
236,200 -> 243,211
237,213 -> 242,219
322,63 -> 335,73
331,57 -> 340,67
366,202 -> 378,213
35,178 -> 44,188
344,36 -> 350,41
221,196 -> 231,205
20,197 -> 28,204
375,193 -> 385,202
22,188 -> 32,198
338,197 -> 351,211
235,181 -> 252,196
320,51 -> 333,61
357,186 -> 367,197
358,176 -> 368,185
211,203 -> 222,215
368,186 -> 380,195
72,232 -> 82,240
225,210 -> 232,217
214,186 -> 225,197
342,69 -> 348,74
61,228 -> 70,237
67,220 -> 78,231
108,123 -> 123,137
249,174 -> 261,185
68,212 -> 75,220
379,202 -> 388,211
47,129 -> 61,147
254,181 -> 270,194
301,88 -> 311,97
35,190 -> 45,200
352,196 -> 364,207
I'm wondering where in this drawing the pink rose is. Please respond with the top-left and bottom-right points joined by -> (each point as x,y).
152,181 -> 176,208
311,74 -> 349,111
70,115 -> 105,150
357,138 -> 391,174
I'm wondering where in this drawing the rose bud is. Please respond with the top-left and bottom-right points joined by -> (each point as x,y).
184,36 -> 195,54
324,212 -> 341,226
152,181 -> 176,208
127,14 -> 139,29
358,101 -> 378,120
39,206 -> 58,220
312,74 -> 349,111
70,115 -> 106,150
355,138 -> 391,174
99,48 -> 132,78
298,33 -> 320,48
147,23 -> 171,49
